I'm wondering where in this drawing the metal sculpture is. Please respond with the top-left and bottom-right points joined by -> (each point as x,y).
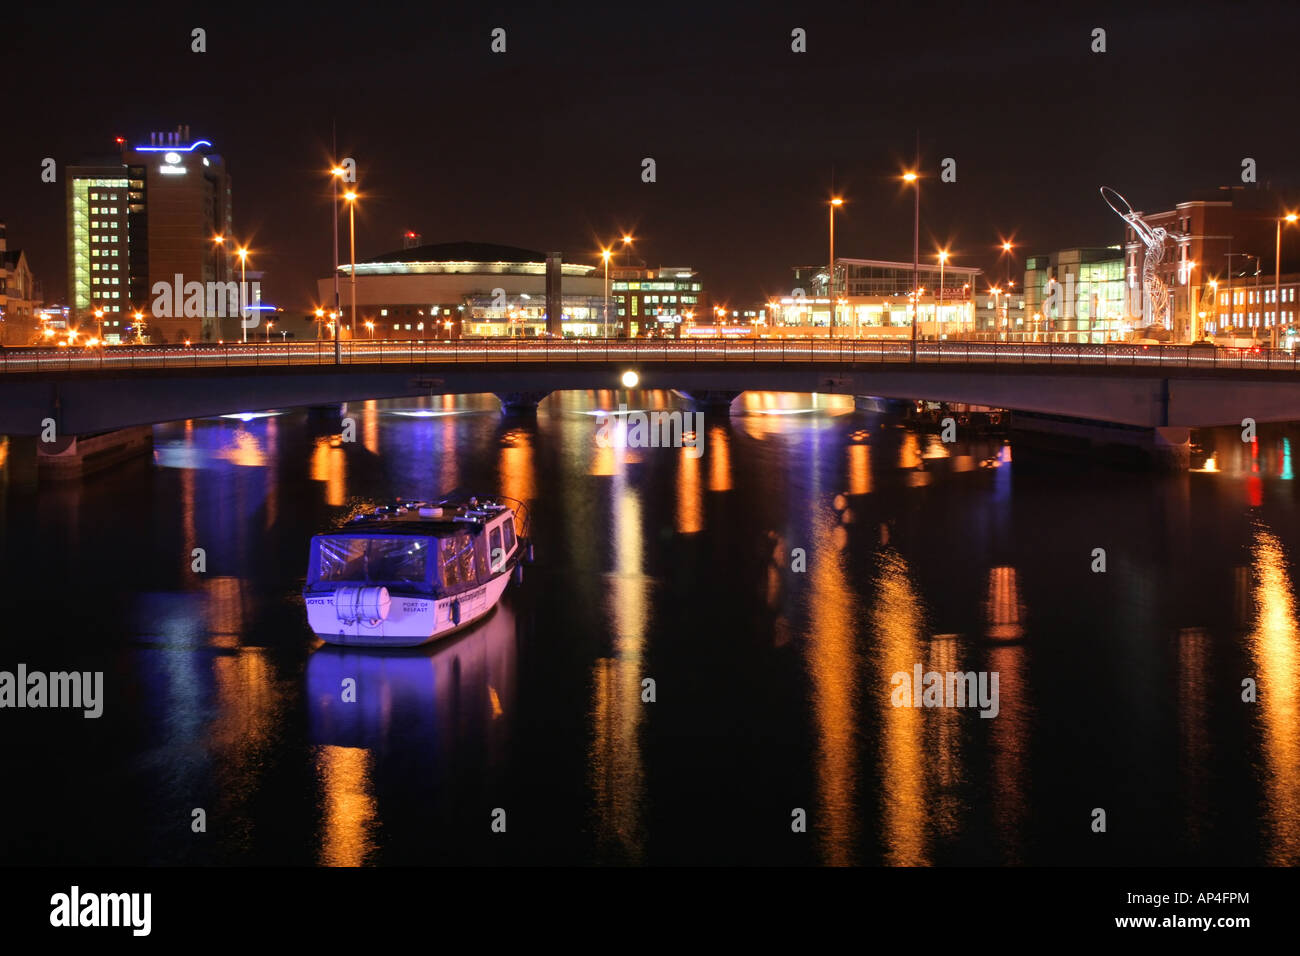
1101,186 -> 1178,329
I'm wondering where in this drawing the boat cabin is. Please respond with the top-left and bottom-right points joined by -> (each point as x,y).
305,499 -> 520,600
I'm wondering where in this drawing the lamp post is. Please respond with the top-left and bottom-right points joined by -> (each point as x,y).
828,197 -> 843,338
236,247 -> 249,342
990,287 -> 1002,340
1274,213 -> 1298,349
345,190 -> 358,348
999,240 -> 1015,339
903,173 -> 919,353
330,165 -> 346,364
1007,278 -> 1016,340
937,249 -> 948,337
94,308 -> 103,344
601,248 -> 612,338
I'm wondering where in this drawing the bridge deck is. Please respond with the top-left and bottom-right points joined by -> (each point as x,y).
3,338 -> 1299,375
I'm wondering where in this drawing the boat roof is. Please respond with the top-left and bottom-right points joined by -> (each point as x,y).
328,496 -> 515,537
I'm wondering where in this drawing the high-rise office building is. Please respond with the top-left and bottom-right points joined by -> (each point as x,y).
66,126 -> 232,343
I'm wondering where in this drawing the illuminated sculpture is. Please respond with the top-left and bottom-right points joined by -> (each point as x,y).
1101,186 -> 1178,329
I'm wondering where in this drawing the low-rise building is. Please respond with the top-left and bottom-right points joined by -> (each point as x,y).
322,241 -> 608,338
774,258 -> 982,339
0,222 -> 39,346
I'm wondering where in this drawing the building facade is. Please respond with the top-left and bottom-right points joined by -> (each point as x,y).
66,126 -> 233,343
0,222 -> 39,346
321,242 -> 608,339
1123,189 -> 1300,343
775,258 -> 982,338
1022,247 -> 1126,343
610,266 -> 707,336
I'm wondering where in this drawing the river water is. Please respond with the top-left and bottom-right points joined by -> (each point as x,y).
2,391 -> 1298,866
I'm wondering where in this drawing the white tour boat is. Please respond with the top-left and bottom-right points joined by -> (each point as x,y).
303,494 -> 530,647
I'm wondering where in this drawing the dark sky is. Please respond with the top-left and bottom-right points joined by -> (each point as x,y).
6,0 -> 1300,310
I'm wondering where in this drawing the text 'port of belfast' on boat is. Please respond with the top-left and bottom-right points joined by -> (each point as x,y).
303,494 -> 530,647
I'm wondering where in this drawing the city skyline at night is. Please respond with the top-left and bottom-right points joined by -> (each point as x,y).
4,0 -> 1300,934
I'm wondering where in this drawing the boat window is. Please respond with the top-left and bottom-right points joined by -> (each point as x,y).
314,536 -> 429,586
489,527 -> 504,571
441,531 -> 477,589
503,520 -> 516,553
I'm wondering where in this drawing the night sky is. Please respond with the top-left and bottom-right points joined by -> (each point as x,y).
6,0 -> 1299,310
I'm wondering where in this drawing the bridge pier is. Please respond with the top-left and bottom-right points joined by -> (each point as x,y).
1009,412 -> 1191,471
494,391 -> 551,415
674,390 -> 742,414
36,426 -> 154,482
1,436 -> 39,492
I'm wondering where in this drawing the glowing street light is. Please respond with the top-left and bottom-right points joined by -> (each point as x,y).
902,172 -> 919,352
365,319 -> 375,339
330,164 -> 347,363
236,246 -> 250,342
344,189 -> 359,345
828,197 -> 844,338
937,249 -> 949,334
601,247 -> 612,338
1274,213 -> 1299,348
999,239 -> 1016,339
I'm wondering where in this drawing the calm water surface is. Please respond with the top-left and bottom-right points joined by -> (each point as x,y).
2,391 -> 1299,866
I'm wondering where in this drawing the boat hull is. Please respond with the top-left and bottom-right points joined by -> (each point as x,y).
305,568 -> 515,647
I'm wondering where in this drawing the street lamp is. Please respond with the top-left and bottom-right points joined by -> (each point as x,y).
94,308 -> 104,342
1274,213 -> 1299,348
903,173 -> 919,352
601,248 -> 612,338
999,240 -> 1016,339
236,247 -> 249,342
937,249 -> 949,337
345,189 -> 359,347
829,197 -> 843,338
365,320 -> 375,340
330,164 -> 346,363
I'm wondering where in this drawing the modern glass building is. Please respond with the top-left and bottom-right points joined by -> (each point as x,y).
1023,247 -> 1126,343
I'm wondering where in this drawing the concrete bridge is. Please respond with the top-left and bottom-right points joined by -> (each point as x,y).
2,338 -> 1299,471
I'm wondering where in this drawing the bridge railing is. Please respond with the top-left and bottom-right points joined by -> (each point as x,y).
3,337 -> 1298,372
